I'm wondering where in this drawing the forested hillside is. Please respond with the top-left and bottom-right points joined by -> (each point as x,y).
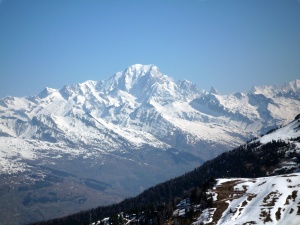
29,115 -> 300,225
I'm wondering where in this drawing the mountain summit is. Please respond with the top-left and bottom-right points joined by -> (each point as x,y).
103,64 -> 200,102
0,65 -> 299,224
104,64 -> 165,92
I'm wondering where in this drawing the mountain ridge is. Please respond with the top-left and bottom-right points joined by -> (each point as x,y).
0,64 -> 299,176
0,64 -> 299,224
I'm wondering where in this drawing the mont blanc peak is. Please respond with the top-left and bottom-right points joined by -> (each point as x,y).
102,64 -> 181,102
103,64 -> 161,91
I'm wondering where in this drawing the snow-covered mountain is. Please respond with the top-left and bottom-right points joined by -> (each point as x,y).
0,65 -> 299,173
194,116 -> 300,225
0,64 -> 299,225
194,173 -> 300,225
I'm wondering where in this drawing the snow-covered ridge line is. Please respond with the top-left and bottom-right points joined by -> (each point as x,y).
251,79 -> 300,98
0,64 -> 299,175
258,116 -> 300,144
194,173 -> 300,225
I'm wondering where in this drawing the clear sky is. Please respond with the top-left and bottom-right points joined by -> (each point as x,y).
1,0 -> 300,98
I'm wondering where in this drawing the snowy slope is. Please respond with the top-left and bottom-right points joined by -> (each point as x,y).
193,117 -> 300,225
194,173 -> 300,225
259,117 -> 300,144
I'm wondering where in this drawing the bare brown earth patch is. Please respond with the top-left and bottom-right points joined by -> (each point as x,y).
275,207 -> 281,220
257,181 -> 266,186
292,190 -> 298,201
288,184 -> 300,188
208,180 -> 247,225
261,191 -> 282,207
281,174 -> 298,177
247,194 -> 257,201
260,208 -> 273,223
241,200 -> 248,207
242,185 -> 249,192
238,200 -> 248,216
285,195 -> 292,205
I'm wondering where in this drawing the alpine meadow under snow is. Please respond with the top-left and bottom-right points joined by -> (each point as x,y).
195,173 -> 300,225
0,64 -> 299,224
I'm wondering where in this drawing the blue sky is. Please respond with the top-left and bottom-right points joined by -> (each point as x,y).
1,0 -> 300,98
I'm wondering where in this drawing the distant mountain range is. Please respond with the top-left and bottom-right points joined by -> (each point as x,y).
0,64 -> 299,225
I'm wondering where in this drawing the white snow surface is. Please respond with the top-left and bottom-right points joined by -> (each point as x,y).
195,173 -> 300,225
193,208 -> 216,225
0,64 -> 299,174
259,118 -> 300,144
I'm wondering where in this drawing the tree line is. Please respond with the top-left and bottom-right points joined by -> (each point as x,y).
28,134 -> 300,225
